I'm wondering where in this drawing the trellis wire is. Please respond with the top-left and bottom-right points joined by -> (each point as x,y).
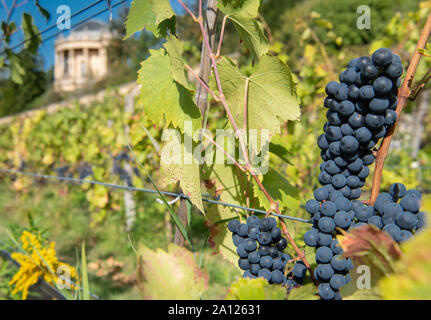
0,168 -> 312,224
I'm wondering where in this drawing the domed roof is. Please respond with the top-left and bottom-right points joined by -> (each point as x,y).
73,19 -> 109,34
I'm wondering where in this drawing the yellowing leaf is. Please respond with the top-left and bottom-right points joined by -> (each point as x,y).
137,244 -> 209,300
288,283 -> 319,300
226,278 -> 286,300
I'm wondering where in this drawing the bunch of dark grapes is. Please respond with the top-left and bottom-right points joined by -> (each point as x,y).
303,48 -> 419,300
228,216 -> 306,287
318,48 -> 403,200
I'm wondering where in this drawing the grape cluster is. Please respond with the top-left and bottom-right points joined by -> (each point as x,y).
318,47 -> 403,200
356,183 -> 426,242
228,216 -> 306,286
303,48 -> 420,300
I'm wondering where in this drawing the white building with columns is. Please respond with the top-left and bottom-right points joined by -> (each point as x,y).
54,20 -> 111,92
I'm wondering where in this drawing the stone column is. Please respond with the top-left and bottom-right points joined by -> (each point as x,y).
83,47 -> 89,80
69,48 -> 75,89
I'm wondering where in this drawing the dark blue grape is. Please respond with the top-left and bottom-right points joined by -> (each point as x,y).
359,85 -> 375,101
247,226 -> 260,240
341,123 -> 354,136
330,254 -> 347,272
334,211 -> 352,229
326,81 -> 340,95
326,126 -> 343,142
348,112 -> 365,129
306,199 -> 320,214
276,237 -> 287,251
325,160 -> 342,175
320,201 -> 337,217
260,256 -> 273,269
228,219 -> 240,233
257,268 -> 271,281
399,230 -> 413,242
314,187 -> 330,201
340,136 -> 359,154
315,264 -> 335,281
373,126 -> 387,139
242,270 -> 255,278
258,246 -> 270,256
269,247 -> 280,258
336,83 -> 349,100
271,227 -> 282,241
373,76 -> 393,94
365,114 -> 385,130
318,283 -> 335,300
372,48 -> 393,67
346,175 -> 360,188
304,228 -> 318,247
330,239 -> 343,254
400,194 -> 421,212
386,63 -> 403,78
317,232 -> 333,246
232,234 -> 245,246
259,217 -> 272,231
339,100 -> 355,117
405,189 -> 422,199
244,239 -> 258,252
257,232 -> 272,245
324,97 -> 334,108
318,217 -> 336,233
357,166 -> 370,179
270,270 -> 285,284
237,242 -> 248,258
236,223 -> 248,237
335,156 -> 348,168
355,206 -> 373,222
350,188 -> 362,199
316,246 -> 333,264
293,262 -> 307,278
396,212 -> 418,230
363,63 -> 378,79
384,110 -> 397,126
348,85 -> 360,100
369,97 -> 389,113
238,258 -> 250,270
347,158 -> 363,173
354,127 -> 372,144
388,183 -> 407,199
329,141 -> 341,156
330,274 -> 346,290
368,215 -> 383,229
318,133 -> 330,150
343,68 -> 358,85
335,196 -> 352,211
247,215 -> 260,227
332,174 -> 347,188
383,223 -> 401,241
248,251 -> 260,264
250,264 -> 261,275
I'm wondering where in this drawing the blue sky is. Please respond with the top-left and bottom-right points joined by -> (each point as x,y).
0,0 -> 188,70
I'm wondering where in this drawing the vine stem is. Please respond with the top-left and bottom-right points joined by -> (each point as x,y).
367,11 -> 431,205
177,0 -> 316,284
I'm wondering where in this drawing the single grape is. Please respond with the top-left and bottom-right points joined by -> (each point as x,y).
329,141 -> 341,156
341,123 -> 354,136
399,230 -> 413,242
318,134 -> 330,150
383,223 -> 401,242
258,246 -> 270,256
270,227 -> 282,241
355,206 -> 373,222
276,237 -> 288,251
260,256 -> 273,269
326,126 -> 343,142
228,219 -> 240,233
348,112 -> 366,129
347,158 -> 363,173
372,48 -> 393,67
250,264 -> 261,275
247,226 -> 260,240
257,232 -> 272,245
354,127 -> 372,144
362,63 -> 378,79
315,264 -> 335,281
272,258 -> 284,271
316,246 -> 334,264
325,160 -> 342,175
232,234 -> 245,246
369,97 -> 389,113
359,85 -> 375,101
330,239 -> 343,254
331,254 -> 347,272
368,216 -> 383,229
335,196 -> 352,211
336,83 -> 349,100
339,100 -> 355,117
355,101 -> 369,114
357,166 -> 370,179
318,217 -> 336,233
373,76 -> 393,94
304,228 -> 318,247
396,211 -> 419,230
346,175 -> 360,188
244,239 -> 258,252
270,270 -> 285,284
248,251 -> 260,264
400,194 -> 421,213
325,81 -> 340,96
237,242 -> 248,258
247,215 -> 260,227
334,211 -> 352,229
330,274 -> 346,290
317,232 -> 333,246
328,111 -> 343,126
238,258 -> 250,270
257,268 -> 271,281
268,247 -> 280,258
365,114 -> 385,130
259,217 -> 272,231
348,84 -> 360,100
306,199 -> 320,215
314,187 -> 330,201
236,223 -> 248,237
318,283 -> 335,300
340,135 -> 359,154
293,262 -> 307,278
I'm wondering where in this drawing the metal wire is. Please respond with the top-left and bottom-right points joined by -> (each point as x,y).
0,168 -> 312,224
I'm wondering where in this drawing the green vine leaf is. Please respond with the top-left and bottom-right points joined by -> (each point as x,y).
218,0 -> 269,57
252,167 -> 299,213
137,244 -> 209,300
137,48 -> 202,133
288,283 -> 319,300
226,278 -> 286,300
125,0 -> 175,39
22,13 -> 41,54
217,55 -> 300,153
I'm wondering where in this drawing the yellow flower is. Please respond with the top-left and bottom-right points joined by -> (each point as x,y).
9,231 -> 77,300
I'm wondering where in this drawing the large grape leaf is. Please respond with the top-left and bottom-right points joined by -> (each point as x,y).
125,0 -> 175,38
252,168 -> 299,213
226,278 -> 286,300
216,55 -> 300,153
161,131 -> 204,213
218,0 -> 269,57
163,36 -> 192,90
137,244 -> 209,300
137,48 -> 201,133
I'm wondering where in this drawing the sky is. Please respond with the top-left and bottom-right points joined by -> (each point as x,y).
0,0 -> 187,70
